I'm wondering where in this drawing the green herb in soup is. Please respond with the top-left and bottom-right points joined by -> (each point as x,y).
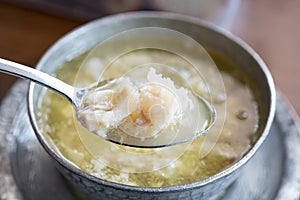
38,49 -> 259,187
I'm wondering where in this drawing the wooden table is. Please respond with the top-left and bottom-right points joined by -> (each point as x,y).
233,0 -> 300,118
0,2 -> 79,100
0,1 -> 299,119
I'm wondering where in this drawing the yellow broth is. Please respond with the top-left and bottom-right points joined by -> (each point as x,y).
38,49 -> 259,187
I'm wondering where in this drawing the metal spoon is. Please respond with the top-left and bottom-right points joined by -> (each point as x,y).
0,57 -> 216,148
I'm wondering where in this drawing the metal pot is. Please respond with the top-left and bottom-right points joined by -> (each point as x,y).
28,12 -> 276,200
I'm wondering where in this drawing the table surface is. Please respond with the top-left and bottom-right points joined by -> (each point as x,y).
0,1 -> 299,118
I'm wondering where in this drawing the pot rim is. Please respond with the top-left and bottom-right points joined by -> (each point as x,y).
28,11 -> 276,193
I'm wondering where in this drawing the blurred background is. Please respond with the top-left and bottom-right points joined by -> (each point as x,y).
0,0 -> 299,118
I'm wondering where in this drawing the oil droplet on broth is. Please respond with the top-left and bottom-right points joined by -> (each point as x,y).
236,110 -> 249,120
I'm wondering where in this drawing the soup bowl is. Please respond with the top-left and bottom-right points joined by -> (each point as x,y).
28,12 -> 276,199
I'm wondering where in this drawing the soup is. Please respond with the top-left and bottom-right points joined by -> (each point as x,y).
38,48 -> 259,187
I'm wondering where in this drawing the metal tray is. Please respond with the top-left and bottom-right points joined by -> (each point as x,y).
0,81 -> 300,200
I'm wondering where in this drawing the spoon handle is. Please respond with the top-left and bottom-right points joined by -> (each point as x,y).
0,58 -> 74,103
